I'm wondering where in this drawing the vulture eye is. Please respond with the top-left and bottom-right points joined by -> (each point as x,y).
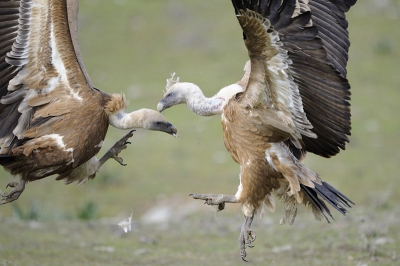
156,122 -> 162,125
166,93 -> 174,98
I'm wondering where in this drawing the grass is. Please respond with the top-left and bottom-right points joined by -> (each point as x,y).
1,0 -> 400,265
0,208 -> 399,266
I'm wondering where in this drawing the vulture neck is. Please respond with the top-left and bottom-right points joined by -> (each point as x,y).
109,109 -> 152,130
182,83 -> 244,117
182,83 -> 225,116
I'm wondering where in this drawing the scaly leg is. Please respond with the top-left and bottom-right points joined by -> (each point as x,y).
239,213 -> 256,262
99,130 -> 135,167
1,179 -> 26,205
189,193 -> 238,211
190,193 -> 256,261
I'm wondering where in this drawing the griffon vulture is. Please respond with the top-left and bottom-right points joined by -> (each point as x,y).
0,0 -> 177,204
157,0 -> 356,260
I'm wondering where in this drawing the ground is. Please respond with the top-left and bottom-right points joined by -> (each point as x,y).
1,204 -> 399,265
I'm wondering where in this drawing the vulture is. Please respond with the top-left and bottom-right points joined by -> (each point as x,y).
0,0 -> 177,204
157,0 -> 356,261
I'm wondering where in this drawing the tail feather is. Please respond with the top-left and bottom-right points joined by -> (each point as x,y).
301,181 -> 354,223
301,183 -> 333,223
318,181 -> 354,207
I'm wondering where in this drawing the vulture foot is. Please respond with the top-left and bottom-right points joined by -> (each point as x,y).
1,180 -> 26,205
99,130 -> 135,167
239,214 -> 256,262
189,193 -> 237,211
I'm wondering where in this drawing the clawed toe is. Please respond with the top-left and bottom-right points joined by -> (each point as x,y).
239,214 -> 255,262
110,131 -> 135,164
189,193 -> 238,212
202,198 -> 225,211
112,154 -> 127,166
1,180 -> 26,205
99,130 -> 135,167
6,182 -> 19,189
246,230 -> 256,247
189,193 -> 257,261
240,229 -> 256,259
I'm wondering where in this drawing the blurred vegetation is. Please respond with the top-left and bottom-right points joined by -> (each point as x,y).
77,201 -> 98,221
1,0 -> 400,265
11,203 -> 40,221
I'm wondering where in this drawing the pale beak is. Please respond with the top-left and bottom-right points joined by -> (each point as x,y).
157,101 -> 166,113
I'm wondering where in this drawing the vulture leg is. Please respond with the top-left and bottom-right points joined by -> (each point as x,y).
239,213 -> 256,262
98,130 -> 135,167
189,193 -> 238,211
0,179 -> 26,205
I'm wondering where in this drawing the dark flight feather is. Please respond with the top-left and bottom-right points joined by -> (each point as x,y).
301,180 -> 354,222
231,0 -> 353,157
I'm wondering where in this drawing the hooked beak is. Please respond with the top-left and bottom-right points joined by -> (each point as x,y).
157,100 -> 167,113
167,122 -> 178,137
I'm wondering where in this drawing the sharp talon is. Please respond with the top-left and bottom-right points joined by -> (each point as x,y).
125,141 -> 131,145
5,182 -> 18,189
239,214 -> 255,262
112,155 -> 127,166
250,232 -> 256,242
1,181 -> 26,204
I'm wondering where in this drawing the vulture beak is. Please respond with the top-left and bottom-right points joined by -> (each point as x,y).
157,100 -> 166,113
167,122 -> 178,137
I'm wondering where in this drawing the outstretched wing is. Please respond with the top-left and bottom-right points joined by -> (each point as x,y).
232,0 -> 355,157
232,1 -> 317,144
308,0 -> 356,77
0,0 -> 96,153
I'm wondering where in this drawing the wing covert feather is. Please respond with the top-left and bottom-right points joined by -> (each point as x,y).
0,0 -> 97,154
231,0 -> 354,157
232,0 -> 317,143
66,0 -> 94,89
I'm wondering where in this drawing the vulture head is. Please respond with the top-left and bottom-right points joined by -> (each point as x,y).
141,109 -> 178,136
157,83 -> 193,113
157,73 -> 191,113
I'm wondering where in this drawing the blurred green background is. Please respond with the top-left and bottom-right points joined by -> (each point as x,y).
1,0 -> 400,265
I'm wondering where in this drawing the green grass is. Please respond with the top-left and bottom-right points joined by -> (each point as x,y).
1,0 -> 400,265
0,209 -> 399,266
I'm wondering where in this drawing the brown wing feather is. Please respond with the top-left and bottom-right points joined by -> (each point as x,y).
0,1 -> 20,94
232,5 -> 316,144
232,0 -> 354,157
66,0 -> 94,88
236,10 -> 278,106
0,0 -> 109,178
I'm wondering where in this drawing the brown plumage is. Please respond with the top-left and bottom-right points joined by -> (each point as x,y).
0,0 -> 177,204
157,0 -> 356,260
